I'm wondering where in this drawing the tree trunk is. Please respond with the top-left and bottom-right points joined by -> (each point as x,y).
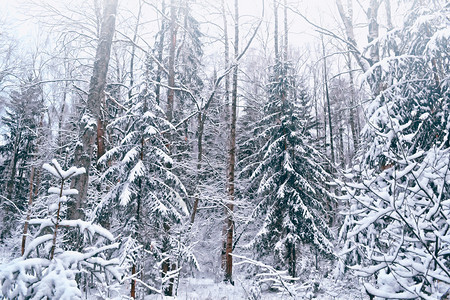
340,0 -> 359,152
313,67 -> 320,139
222,0 -> 230,123
128,0 -> 142,100
97,117 -> 106,160
288,242 -> 296,277
21,166 -> 35,255
50,177 -> 66,259
273,0 -> 279,60
335,0 -> 369,73
224,0 -> 239,284
190,111 -> 203,224
130,264 -> 136,299
70,0 -> 118,220
155,0 -> 166,106
347,52 -> 359,152
338,122 -> 345,166
221,0 -> 230,271
321,36 -> 335,165
57,83 -> 68,156
367,0 -> 380,64
167,0 -> 177,123
162,223 -> 175,296
323,84 -> 327,155
283,0 -> 288,61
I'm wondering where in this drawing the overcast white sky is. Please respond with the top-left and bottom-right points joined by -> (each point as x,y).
0,0 -> 353,45
0,0 -> 401,82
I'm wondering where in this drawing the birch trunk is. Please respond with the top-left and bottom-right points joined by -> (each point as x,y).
69,0 -> 118,220
224,0 -> 239,284
335,0 -> 369,72
367,0 -> 380,64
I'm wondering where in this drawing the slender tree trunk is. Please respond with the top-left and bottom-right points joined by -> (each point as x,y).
161,223 -> 175,295
161,261 -> 169,295
191,78 -> 222,224
347,52 -> 359,151
128,0 -> 143,100
367,0 -> 380,64
323,92 -> 327,154
130,264 -> 136,299
50,177 -> 66,259
21,166 -> 35,255
338,122 -> 345,166
366,0 -> 382,96
224,0 -> 239,284
155,0 -> 166,106
221,0 -> 230,271
222,0 -> 230,122
279,0 -> 288,150
384,0 -> 398,57
288,242 -> 296,277
57,83 -> 68,156
167,0 -> 177,123
335,0 -> 369,73
70,0 -> 118,220
283,0 -> 288,61
130,177 -> 143,298
313,67 -> 320,139
190,112 -> 204,224
169,263 -> 176,295
97,118 -> 106,160
273,0 -> 279,60
321,36 -> 335,165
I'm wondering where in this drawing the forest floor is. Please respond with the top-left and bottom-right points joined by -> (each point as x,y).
0,240 -> 368,299
145,275 -> 368,299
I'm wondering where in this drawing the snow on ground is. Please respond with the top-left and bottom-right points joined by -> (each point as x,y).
0,241 -> 367,300
144,275 -> 368,300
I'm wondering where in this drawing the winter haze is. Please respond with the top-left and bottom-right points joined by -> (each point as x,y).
0,0 -> 449,299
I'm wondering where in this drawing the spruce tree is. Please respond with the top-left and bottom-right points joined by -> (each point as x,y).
243,59 -> 334,277
0,77 -> 43,242
98,60 -> 190,295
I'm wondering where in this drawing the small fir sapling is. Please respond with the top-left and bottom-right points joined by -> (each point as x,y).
0,159 -> 122,299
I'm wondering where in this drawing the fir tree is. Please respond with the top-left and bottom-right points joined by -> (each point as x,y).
151,0 -> 205,209
98,62 -> 190,295
243,60 -> 334,277
0,77 -> 43,242
0,159 -> 121,299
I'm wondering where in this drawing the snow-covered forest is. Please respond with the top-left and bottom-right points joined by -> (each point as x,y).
0,0 -> 449,298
